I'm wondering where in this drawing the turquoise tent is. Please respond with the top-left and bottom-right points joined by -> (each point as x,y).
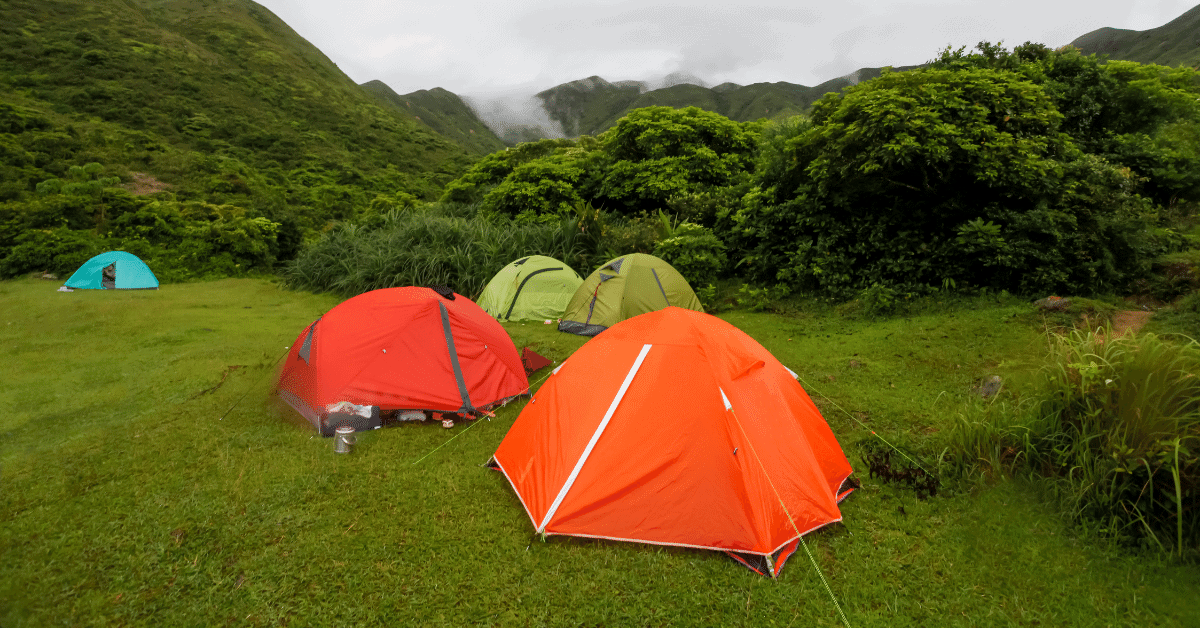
64,251 -> 159,290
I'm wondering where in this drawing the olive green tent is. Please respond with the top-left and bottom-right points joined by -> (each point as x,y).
477,255 -> 584,322
558,253 -> 703,336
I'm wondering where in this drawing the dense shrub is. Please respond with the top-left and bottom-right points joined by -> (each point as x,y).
281,205 -> 588,298
0,226 -> 103,277
948,329 -> 1200,555
733,65 -> 1160,299
594,106 -> 759,215
653,222 -> 727,287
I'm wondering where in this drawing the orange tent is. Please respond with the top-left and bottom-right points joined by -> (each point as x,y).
489,307 -> 854,577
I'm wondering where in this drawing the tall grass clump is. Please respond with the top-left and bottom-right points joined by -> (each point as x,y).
948,328 -> 1200,556
281,204 -> 588,298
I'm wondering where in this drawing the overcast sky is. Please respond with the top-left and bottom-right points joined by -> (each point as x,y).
256,0 -> 1196,97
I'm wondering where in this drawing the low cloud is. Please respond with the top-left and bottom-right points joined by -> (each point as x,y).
464,93 -> 566,139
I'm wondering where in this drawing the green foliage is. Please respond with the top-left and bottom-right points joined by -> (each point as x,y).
931,43 -> 1200,209
0,0 -> 476,281
1146,291 -> 1200,339
734,283 -> 791,312
948,329 -> 1200,555
855,283 -> 903,318
735,57 -> 1164,299
281,204 -> 588,298
595,106 -> 759,214
439,138 -> 581,205
0,226 -> 102,277
590,212 -> 659,261
480,154 -> 585,217
652,221 -> 727,286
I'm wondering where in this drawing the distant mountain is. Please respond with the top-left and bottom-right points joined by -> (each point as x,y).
535,76 -> 643,137
361,81 -> 505,154
0,0 -> 471,202
530,66 -> 917,140
1069,4 -> 1200,68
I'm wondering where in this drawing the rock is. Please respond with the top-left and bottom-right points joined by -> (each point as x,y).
974,375 -> 1003,398
1034,296 -> 1070,311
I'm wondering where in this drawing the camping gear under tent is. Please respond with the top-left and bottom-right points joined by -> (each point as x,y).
476,255 -> 583,322
275,286 -> 529,436
558,253 -> 703,336
491,307 -> 854,577
63,251 -> 159,290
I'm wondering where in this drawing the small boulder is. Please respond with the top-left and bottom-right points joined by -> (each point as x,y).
1035,295 -> 1070,311
974,375 -> 1003,398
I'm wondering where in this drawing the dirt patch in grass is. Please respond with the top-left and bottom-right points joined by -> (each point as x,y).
125,172 -> 171,195
1111,310 -> 1152,336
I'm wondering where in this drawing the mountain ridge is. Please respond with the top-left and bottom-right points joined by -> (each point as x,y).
361,80 -> 506,154
357,4 -> 1200,147
1068,4 -> 1200,68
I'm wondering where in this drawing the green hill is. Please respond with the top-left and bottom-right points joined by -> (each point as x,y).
524,66 -> 919,141
0,0 -> 472,228
361,81 -> 506,154
535,76 -> 644,136
1069,4 -> 1200,68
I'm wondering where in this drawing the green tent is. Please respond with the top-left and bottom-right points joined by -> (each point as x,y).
477,255 -> 584,322
558,253 -> 703,336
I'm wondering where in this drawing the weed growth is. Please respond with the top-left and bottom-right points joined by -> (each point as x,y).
948,327 -> 1200,556
281,204 -> 589,298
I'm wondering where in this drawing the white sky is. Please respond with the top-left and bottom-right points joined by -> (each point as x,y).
255,0 -> 1196,98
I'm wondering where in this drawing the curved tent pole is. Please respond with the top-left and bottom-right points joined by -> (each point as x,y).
504,266 -> 563,320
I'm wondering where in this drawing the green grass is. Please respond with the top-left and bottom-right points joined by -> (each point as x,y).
2,278 -> 1198,626
946,326 -> 1200,554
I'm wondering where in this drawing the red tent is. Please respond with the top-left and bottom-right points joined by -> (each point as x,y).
520,347 -> 553,376
276,287 -> 528,433
489,307 -> 854,577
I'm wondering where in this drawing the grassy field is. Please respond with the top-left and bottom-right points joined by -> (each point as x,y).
2,277 -> 1197,627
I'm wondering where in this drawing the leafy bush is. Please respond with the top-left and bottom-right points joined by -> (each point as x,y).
0,226 -> 102,277
653,222 -> 727,287
595,107 -> 759,215
281,205 -> 587,298
948,329 -> 1200,555
1147,291 -> 1200,339
480,155 -> 584,217
734,63 -> 1159,299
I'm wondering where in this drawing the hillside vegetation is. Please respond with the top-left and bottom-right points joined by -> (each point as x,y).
410,44 -> 1199,304
361,81 -> 506,154
0,0 -> 473,280
1071,4 -> 1200,69
510,66 -> 920,143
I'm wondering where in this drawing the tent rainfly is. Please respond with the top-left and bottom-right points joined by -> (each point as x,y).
275,286 -> 529,435
558,253 -> 702,336
63,251 -> 159,290
476,255 -> 583,322
490,306 -> 855,577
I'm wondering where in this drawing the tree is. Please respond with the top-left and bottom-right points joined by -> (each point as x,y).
734,64 -> 1153,297
594,106 -> 759,214
932,42 -> 1200,209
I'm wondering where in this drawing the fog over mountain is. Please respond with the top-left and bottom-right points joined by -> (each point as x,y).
464,93 -> 568,143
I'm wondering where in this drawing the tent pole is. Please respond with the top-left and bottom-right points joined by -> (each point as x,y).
537,344 -> 652,532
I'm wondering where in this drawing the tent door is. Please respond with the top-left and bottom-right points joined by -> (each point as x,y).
505,267 -> 562,320
101,263 -> 116,289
